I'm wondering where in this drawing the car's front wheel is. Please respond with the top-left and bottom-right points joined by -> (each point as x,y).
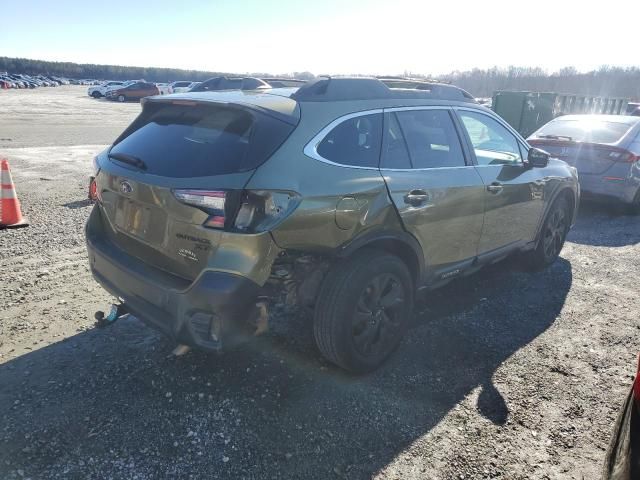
91,91 -> 101,98
313,249 -> 413,373
523,196 -> 570,270
117,94 -> 126,103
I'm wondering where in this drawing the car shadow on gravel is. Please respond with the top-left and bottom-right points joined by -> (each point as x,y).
63,199 -> 93,209
568,200 -> 640,247
0,258 -> 572,479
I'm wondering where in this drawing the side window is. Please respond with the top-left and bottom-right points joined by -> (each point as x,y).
394,109 -> 465,168
381,112 -> 411,169
458,111 -> 522,165
316,113 -> 383,168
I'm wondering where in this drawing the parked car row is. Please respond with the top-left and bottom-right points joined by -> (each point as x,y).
87,76 -> 308,102
0,72 -> 71,89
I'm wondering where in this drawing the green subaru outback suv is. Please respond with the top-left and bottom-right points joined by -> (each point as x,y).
86,77 -> 579,372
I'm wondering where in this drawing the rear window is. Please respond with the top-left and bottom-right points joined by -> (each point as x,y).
316,113 -> 382,168
110,103 -> 296,177
534,118 -> 633,144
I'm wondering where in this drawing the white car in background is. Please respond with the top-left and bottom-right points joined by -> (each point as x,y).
88,81 -> 126,98
155,83 -> 173,95
170,81 -> 198,93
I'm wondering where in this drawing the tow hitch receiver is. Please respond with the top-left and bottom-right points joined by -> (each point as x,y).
94,303 -> 128,328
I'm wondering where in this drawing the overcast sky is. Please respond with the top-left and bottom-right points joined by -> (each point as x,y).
2,0 -> 639,75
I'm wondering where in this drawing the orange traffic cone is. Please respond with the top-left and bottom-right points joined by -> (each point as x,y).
1,159 -> 28,229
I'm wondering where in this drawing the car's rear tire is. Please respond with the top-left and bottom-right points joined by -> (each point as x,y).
627,190 -> 640,215
313,249 -> 413,373
522,196 -> 570,271
117,94 -> 126,103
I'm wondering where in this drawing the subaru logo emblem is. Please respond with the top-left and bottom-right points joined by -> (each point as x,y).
120,181 -> 133,194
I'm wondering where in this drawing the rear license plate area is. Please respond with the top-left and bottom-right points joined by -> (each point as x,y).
114,198 -> 154,241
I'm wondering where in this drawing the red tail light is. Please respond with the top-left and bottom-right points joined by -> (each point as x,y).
173,190 -> 227,229
89,176 -> 98,201
173,189 -> 300,232
604,148 -> 640,163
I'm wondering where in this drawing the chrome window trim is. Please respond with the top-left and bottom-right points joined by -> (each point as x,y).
303,109 -> 383,171
303,105 -> 504,172
384,105 -> 448,113
380,165 -> 474,172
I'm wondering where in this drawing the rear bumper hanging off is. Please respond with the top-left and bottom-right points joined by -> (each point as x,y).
87,227 -> 260,351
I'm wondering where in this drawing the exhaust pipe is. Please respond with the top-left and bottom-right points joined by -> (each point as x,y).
94,303 -> 128,328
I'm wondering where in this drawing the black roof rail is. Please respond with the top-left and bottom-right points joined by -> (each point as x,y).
259,77 -> 308,88
291,77 -> 475,103
375,75 -> 450,85
260,77 -> 307,83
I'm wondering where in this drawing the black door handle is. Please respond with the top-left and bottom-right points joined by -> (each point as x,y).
487,182 -> 503,194
404,189 -> 430,206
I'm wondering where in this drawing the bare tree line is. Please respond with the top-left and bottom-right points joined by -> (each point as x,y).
3,57 -> 639,100
435,66 -> 640,100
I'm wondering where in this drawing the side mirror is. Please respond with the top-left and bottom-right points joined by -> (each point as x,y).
527,147 -> 549,168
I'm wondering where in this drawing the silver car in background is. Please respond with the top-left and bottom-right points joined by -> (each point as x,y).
528,115 -> 640,210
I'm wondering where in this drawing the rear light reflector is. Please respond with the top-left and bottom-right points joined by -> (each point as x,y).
204,215 -> 225,228
173,190 -> 225,210
605,149 -> 640,163
89,176 -> 97,201
173,189 -> 226,229
172,189 -> 300,232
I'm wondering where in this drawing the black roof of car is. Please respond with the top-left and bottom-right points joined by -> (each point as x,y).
291,77 -> 476,102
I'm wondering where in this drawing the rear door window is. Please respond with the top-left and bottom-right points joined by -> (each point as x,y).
316,113 -> 383,168
109,103 -> 296,177
394,109 -> 465,168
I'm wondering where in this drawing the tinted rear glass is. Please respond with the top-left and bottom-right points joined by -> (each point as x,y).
535,118 -> 633,144
110,103 -> 296,177
317,113 -> 382,167
395,110 -> 465,168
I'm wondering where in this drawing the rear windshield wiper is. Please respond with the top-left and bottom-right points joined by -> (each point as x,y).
108,152 -> 147,171
536,134 -> 573,141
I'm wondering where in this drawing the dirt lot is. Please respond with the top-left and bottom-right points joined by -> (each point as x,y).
1,86 -> 639,480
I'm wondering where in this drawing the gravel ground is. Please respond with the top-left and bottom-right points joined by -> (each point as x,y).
1,86 -> 639,480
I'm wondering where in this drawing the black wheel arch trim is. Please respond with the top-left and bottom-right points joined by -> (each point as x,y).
534,183 -> 578,247
335,229 -> 427,286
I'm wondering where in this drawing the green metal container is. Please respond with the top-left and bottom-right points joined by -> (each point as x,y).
492,91 -> 629,137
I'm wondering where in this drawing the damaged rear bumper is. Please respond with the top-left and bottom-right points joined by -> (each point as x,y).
86,221 -> 260,351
